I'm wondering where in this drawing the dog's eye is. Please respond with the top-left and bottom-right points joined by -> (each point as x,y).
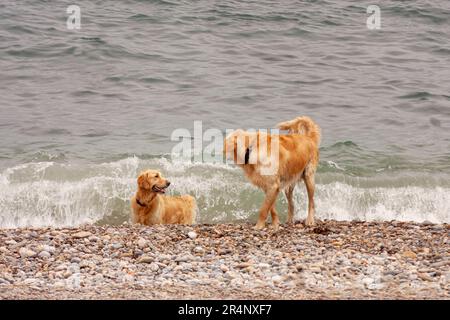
155,174 -> 159,178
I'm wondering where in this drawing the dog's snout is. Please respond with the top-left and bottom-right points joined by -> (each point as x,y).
166,181 -> 171,187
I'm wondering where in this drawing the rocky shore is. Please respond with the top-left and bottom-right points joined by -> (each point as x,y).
0,220 -> 448,299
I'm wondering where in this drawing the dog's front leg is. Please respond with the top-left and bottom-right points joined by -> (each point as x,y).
255,185 -> 280,230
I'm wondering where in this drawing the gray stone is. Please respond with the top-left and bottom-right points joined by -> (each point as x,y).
175,255 -> 192,262
22,278 -> 38,285
137,238 -> 147,249
38,251 -> 51,259
111,243 -> 123,249
150,263 -> 160,272
272,275 -> 284,283
19,248 -> 37,258
194,246 -> 204,253
188,231 -> 197,240
367,283 -> 385,290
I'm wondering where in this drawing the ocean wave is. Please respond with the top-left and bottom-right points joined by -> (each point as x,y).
0,157 -> 448,228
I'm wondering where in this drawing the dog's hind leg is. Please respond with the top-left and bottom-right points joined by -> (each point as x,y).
284,184 -> 295,224
255,185 -> 280,230
269,206 -> 280,231
304,171 -> 316,227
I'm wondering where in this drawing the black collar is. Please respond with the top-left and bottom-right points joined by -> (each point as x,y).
244,147 -> 250,165
136,198 -> 146,207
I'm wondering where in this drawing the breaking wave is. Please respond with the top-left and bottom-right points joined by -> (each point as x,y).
0,157 -> 448,228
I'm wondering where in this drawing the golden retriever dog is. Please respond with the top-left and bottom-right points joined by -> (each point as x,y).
224,116 -> 320,230
131,169 -> 197,225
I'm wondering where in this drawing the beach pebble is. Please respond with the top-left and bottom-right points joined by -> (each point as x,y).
150,263 -> 160,272
220,265 -> 229,273
63,270 -> 72,279
111,243 -> 123,249
309,266 -> 321,273
430,260 -> 448,268
236,262 -> 253,269
230,278 -> 242,287
367,283 -> 384,290
194,246 -> 204,253
71,257 -> 81,263
38,251 -> 51,259
123,274 -> 134,282
402,250 -> 417,259
53,281 -> 66,289
272,275 -> 284,284
137,255 -> 153,264
38,245 -> 56,254
72,231 -> 92,239
295,265 -> 304,272
418,273 -> 434,282
175,255 -> 192,262
188,231 -> 197,239
19,248 -> 37,258
22,278 -> 38,285
137,238 -> 147,249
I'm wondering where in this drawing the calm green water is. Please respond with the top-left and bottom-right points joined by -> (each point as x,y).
0,1 -> 449,227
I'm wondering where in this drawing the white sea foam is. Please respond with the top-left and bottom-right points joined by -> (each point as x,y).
0,157 -> 448,228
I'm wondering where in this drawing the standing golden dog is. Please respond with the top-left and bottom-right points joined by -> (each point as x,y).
131,169 -> 197,225
224,116 -> 320,230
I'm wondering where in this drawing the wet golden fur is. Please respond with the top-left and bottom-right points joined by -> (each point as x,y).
131,170 -> 197,225
224,116 -> 320,230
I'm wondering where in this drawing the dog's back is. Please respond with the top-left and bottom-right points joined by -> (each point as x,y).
161,195 -> 197,224
277,116 -> 320,178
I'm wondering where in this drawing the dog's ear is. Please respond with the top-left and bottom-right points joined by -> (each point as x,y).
137,172 -> 151,190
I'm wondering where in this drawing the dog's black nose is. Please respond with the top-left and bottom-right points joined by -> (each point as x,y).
166,181 -> 171,187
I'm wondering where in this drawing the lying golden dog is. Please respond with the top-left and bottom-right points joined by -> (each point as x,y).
224,116 -> 320,229
131,169 -> 197,225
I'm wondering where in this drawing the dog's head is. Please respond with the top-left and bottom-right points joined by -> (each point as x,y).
137,170 -> 171,194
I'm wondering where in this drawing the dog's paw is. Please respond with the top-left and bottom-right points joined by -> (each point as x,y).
254,222 -> 266,230
271,222 -> 280,232
305,217 -> 315,227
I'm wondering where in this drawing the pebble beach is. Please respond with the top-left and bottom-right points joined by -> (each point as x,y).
0,220 -> 448,300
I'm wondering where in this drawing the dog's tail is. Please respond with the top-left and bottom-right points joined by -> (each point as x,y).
181,195 -> 197,224
276,116 -> 321,145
